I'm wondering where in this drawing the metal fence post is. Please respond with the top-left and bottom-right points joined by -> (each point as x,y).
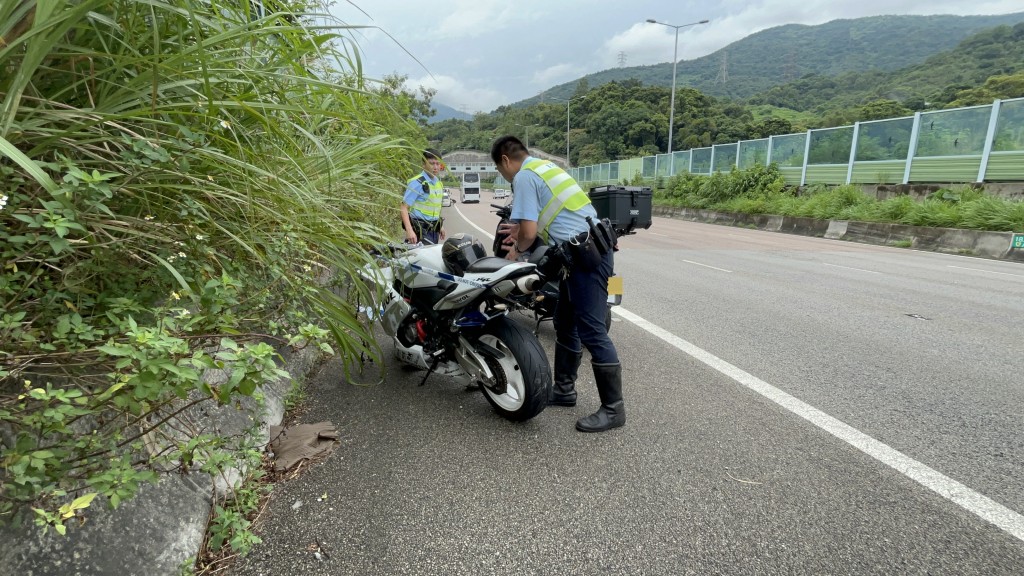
978,100 -> 1002,183
800,130 -> 812,186
846,122 -> 861,184
766,135 -> 774,165
903,112 -> 922,184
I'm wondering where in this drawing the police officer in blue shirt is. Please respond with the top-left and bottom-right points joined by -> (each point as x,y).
491,135 -> 625,433
401,149 -> 447,244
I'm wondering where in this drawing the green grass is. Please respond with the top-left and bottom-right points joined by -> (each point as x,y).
654,166 -> 1023,233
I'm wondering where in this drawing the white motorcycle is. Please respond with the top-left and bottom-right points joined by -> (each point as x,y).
359,234 -> 553,422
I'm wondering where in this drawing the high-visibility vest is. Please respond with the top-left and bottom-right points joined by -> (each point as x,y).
523,159 -> 591,242
408,175 -> 443,220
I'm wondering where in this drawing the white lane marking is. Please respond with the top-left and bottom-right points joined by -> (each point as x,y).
682,259 -> 732,273
651,232 -> 671,237
824,263 -> 881,274
453,203 -> 496,240
612,305 -> 1024,543
948,265 -> 1024,278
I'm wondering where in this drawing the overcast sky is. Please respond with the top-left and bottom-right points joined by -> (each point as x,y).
329,1 -> 1023,114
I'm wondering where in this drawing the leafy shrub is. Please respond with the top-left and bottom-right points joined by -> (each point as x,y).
0,0 -> 423,537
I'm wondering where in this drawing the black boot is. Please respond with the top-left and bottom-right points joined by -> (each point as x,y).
550,343 -> 582,407
576,362 -> 625,433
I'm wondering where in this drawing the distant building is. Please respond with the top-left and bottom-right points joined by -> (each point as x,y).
442,148 -> 567,175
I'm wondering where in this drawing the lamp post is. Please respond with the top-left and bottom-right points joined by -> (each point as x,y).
645,18 -> 709,166
514,123 -> 540,149
550,94 -> 588,167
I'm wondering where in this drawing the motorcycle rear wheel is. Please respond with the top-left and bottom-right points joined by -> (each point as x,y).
477,316 -> 552,422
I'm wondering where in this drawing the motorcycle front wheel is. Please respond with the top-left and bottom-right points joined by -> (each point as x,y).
477,316 -> 552,422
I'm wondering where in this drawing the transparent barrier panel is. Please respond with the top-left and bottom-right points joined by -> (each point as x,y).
994,98 -> 1024,152
642,156 -> 656,178
738,139 -> 768,169
672,150 -> 690,174
770,133 -> 807,168
915,106 -> 990,157
712,143 -> 738,172
656,154 -> 671,177
808,126 -> 854,165
856,117 -> 914,161
691,148 -> 712,174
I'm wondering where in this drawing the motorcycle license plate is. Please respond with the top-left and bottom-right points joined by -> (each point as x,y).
607,276 -> 623,305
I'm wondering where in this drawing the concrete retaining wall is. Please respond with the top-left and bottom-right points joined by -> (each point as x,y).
653,206 -> 1024,262
0,343 -> 324,576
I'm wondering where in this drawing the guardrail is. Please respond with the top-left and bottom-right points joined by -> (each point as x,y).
569,97 -> 1024,188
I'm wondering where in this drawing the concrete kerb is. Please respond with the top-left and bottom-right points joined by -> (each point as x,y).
653,206 -> 1019,262
0,342 -> 325,576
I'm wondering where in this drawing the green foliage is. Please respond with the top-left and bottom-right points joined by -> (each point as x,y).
657,164 -> 787,210
750,22 -> 1024,119
654,168 -> 1024,233
0,0 -> 427,536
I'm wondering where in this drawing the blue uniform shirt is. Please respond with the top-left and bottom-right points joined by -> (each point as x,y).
510,157 -> 597,244
403,171 -> 441,221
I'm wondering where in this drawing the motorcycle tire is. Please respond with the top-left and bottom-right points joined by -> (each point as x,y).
477,316 -> 552,422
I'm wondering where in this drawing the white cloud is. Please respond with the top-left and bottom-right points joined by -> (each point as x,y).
332,0 -> 1024,111
406,74 -> 503,114
531,63 -> 583,87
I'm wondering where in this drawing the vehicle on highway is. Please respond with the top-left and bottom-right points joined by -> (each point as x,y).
442,189 -> 453,207
359,236 -> 552,421
491,203 -> 620,333
493,188 -> 509,199
460,173 -> 481,203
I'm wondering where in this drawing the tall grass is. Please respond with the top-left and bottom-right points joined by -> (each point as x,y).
1,0 -> 426,532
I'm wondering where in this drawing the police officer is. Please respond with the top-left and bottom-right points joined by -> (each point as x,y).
401,149 -> 447,244
491,135 -> 624,433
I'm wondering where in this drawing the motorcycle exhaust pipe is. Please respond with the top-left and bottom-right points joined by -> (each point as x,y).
514,273 -> 543,294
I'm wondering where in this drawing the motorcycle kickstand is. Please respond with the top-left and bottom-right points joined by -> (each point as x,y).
418,357 -> 440,387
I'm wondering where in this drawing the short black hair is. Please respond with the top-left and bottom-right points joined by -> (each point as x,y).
490,136 -> 528,165
423,148 -> 442,161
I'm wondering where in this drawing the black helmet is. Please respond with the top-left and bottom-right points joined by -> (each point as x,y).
442,233 -> 486,276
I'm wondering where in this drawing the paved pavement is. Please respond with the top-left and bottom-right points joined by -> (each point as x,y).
231,198 -> 1024,575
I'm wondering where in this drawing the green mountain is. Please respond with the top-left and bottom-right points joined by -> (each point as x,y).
748,22 -> 1024,117
524,12 -> 1024,107
429,101 -> 472,124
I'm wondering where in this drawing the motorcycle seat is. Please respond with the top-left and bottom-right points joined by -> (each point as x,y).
465,256 -> 513,274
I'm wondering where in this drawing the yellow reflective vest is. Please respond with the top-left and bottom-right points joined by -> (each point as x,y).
408,175 -> 443,220
522,159 -> 591,242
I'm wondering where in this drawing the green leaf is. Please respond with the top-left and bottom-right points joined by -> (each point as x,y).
0,135 -> 59,194
98,344 -> 132,356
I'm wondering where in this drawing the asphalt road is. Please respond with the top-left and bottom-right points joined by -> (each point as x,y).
232,196 -> 1024,575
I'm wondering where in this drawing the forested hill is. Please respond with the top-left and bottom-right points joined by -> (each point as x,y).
524,12 -> 1024,106
748,22 -> 1024,118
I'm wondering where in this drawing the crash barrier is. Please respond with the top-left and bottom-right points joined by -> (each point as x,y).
569,97 -> 1024,188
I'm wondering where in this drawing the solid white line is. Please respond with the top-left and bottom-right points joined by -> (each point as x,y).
948,265 -> 1023,278
612,306 -> 1024,543
682,259 -> 733,273
651,232 -> 670,237
453,203 -> 495,240
824,263 -> 881,274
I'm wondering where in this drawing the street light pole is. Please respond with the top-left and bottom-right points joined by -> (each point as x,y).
646,18 -> 709,167
551,95 -> 588,167
515,123 -> 539,149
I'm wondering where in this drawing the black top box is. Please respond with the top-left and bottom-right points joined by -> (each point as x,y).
588,186 -> 653,235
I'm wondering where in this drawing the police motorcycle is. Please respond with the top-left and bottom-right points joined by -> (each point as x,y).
490,203 -> 620,333
359,234 -> 553,422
